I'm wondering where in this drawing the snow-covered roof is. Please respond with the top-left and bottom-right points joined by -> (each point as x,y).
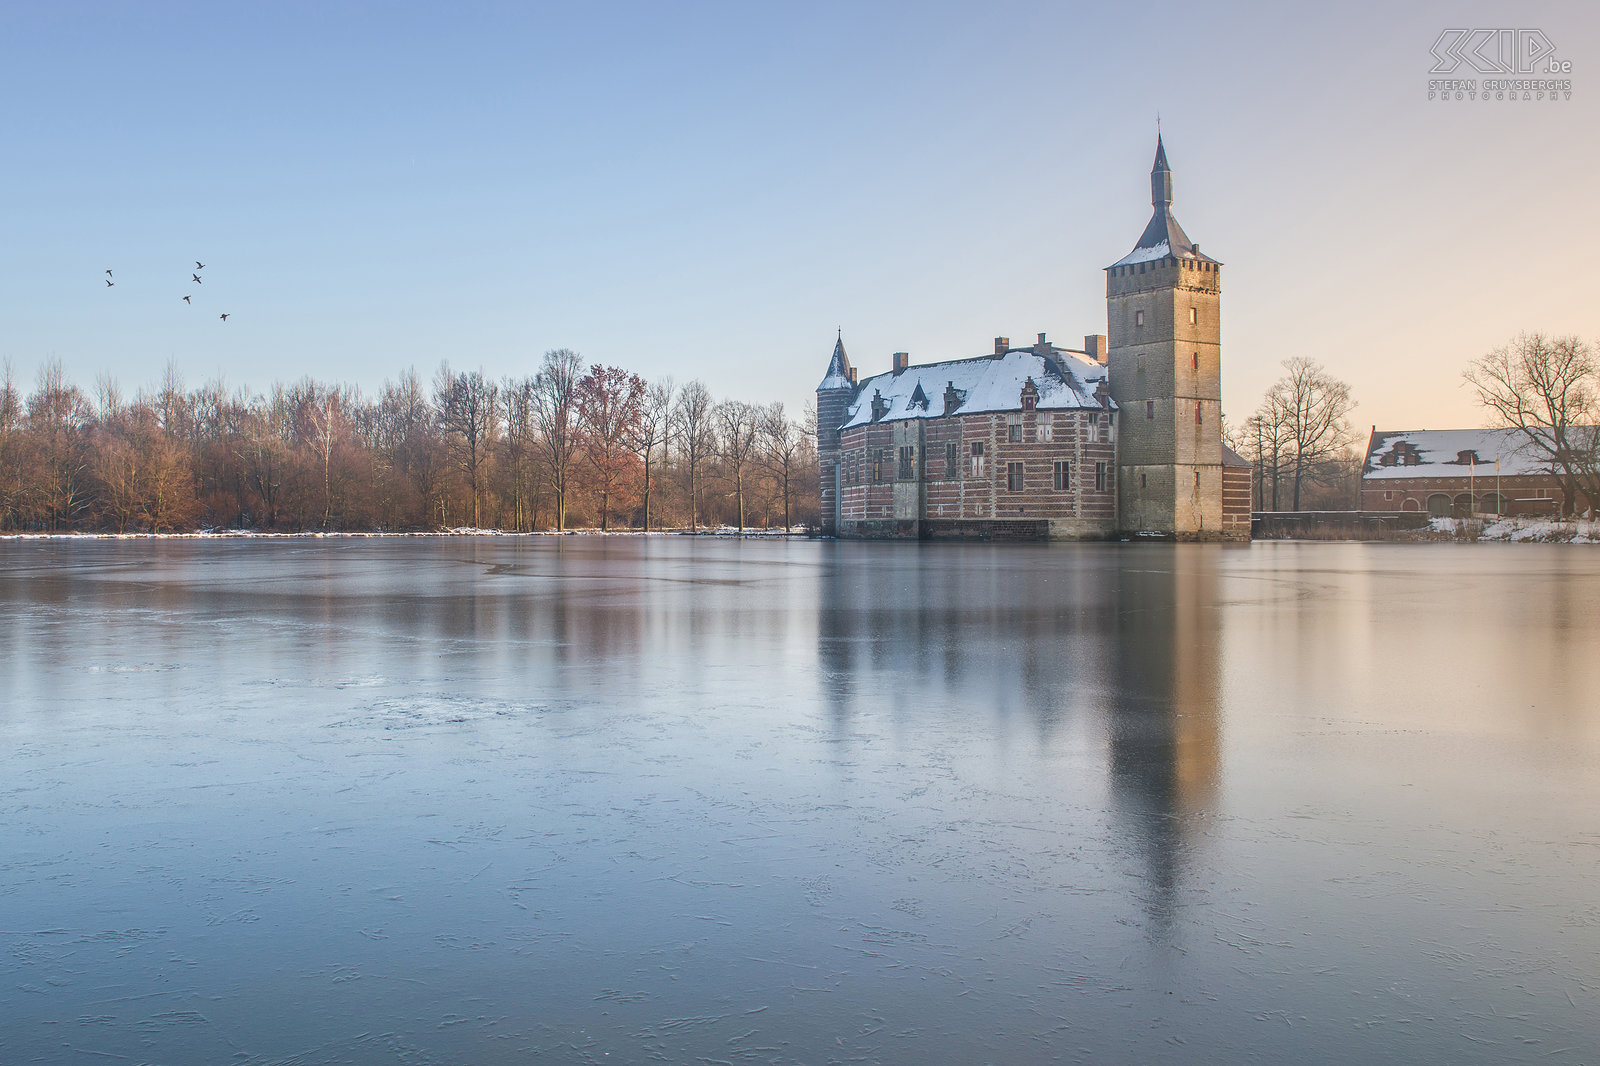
1111,241 -> 1173,267
836,347 -> 1110,430
1362,428 -> 1564,480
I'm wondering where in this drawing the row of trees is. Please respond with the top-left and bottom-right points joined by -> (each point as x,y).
0,351 -> 820,534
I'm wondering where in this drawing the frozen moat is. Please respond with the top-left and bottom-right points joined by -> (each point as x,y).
2,537 -> 1598,1064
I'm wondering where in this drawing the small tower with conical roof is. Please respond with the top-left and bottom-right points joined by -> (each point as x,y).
1105,136 -> 1224,538
815,334 -> 858,536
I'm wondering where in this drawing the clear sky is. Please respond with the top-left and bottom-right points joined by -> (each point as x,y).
3,0 -> 1597,431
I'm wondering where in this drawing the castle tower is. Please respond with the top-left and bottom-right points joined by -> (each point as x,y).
1105,136 -> 1224,538
815,334 -> 857,536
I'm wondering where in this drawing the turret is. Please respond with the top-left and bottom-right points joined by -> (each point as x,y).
815,334 -> 859,535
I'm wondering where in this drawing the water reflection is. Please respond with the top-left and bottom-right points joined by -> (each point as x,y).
4,538 -> 1600,1066
816,544 -> 1221,941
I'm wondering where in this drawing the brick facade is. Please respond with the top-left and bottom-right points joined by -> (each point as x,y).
834,406 -> 1119,539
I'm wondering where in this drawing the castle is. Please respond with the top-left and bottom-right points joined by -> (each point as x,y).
815,137 -> 1251,541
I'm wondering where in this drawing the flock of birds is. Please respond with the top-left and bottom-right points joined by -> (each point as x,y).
103,262 -> 228,321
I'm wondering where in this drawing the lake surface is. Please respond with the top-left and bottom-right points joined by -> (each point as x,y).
2,537 -> 1598,1065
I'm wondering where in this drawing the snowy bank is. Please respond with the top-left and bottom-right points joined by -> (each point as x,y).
1427,517 -> 1600,543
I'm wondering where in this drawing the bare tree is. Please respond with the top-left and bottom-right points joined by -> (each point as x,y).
631,377 -> 675,532
531,348 -> 585,530
1464,333 -> 1600,516
0,361 -> 23,529
501,376 -> 542,531
759,401 -> 803,530
672,379 -> 714,531
1251,358 -> 1357,511
302,384 -> 346,530
433,364 -> 499,528
24,360 -> 93,529
714,399 -> 760,532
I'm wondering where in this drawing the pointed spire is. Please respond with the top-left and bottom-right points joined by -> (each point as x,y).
1151,133 -> 1173,206
1109,133 -> 1217,269
817,334 -> 856,392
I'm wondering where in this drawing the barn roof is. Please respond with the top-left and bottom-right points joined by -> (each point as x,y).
1362,428 -> 1568,480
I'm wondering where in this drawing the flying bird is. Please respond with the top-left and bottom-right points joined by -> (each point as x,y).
195,261 -> 205,270
192,273 -> 203,284
106,279 -> 114,287
219,313 -> 229,322
182,295 -> 191,304
105,269 -> 113,277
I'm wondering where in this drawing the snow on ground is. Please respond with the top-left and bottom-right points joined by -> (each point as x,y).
1429,516 -> 1600,543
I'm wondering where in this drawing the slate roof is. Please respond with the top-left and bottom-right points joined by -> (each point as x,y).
1110,135 -> 1219,268
837,347 -> 1111,430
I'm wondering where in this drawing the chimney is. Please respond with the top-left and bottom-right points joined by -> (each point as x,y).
943,381 -> 963,415
1083,334 -> 1108,364
870,390 -> 888,421
1037,332 -> 1048,347
994,336 -> 1009,357
892,352 -> 909,375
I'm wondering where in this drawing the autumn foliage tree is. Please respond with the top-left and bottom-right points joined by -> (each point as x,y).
576,365 -> 645,531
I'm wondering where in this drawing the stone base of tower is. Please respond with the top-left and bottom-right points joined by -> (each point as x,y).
1117,463 -> 1245,541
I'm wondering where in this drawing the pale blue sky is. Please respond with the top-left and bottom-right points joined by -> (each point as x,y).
3,1 -> 1597,430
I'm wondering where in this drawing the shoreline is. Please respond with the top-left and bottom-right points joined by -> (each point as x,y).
0,527 -> 811,541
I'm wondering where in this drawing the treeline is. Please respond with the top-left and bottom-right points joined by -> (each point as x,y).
0,350 -> 819,534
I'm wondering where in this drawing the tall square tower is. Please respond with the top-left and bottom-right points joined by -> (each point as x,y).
1105,137 -> 1225,538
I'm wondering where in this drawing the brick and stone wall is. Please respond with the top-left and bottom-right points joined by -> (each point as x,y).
835,407 -> 1118,539
1361,473 -> 1563,516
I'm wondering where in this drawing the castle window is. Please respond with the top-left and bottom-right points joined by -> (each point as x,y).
1146,400 -> 1154,420
945,440 -> 958,478
1095,461 -> 1107,492
1189,307 -> 1198,324
897,445 -> 914,480
1053,461 -> 1070,491
1141,473 -> 1147,489
1039,416 -> 1053,442
970,441 -> 986,478
1008,422 -> 1022,443
1007,462 -> 1024,492
1193,352 -> 1199,370
1195,401 -> 1203,425
873,450 -> 883,483
1134,310 -> 1145,327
